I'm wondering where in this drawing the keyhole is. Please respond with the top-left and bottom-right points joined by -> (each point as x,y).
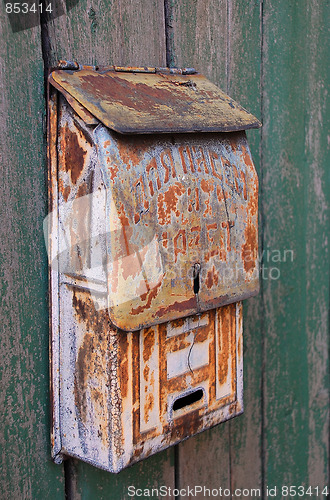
193,263 -> 200,294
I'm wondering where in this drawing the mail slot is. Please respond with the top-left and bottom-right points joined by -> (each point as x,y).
47,62 -> 260,473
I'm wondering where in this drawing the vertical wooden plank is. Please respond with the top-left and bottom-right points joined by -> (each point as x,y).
171,2 -> 263,496
170,3 -> 231,496
44,0 -> 166,67
0,4 -> 65,499
262,0 -> 329,490
44,1 -> 175,497
175,426 -> 231,497
169,0 -> 227,86
227,0 -> 263,496
304,2 -> 329,486
65,453 -> 175,499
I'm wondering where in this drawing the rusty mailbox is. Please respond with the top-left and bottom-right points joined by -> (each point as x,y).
46,63 -> 260,473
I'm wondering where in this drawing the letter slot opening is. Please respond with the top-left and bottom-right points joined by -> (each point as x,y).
172,388 -> 204,412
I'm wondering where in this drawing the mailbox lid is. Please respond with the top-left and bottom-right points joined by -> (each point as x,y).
50,67 -> 261,134
94,126 -> 258,332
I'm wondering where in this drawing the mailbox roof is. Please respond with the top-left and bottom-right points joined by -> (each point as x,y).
50,66 -> 261,134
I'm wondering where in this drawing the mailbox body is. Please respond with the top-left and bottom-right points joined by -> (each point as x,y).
47,66 -> 259,473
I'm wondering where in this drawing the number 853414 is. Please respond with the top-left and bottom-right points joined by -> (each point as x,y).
5,3 -> 53,14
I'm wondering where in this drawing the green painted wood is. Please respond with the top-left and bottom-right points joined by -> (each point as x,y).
304,2 -> 330,486
64,453 -> 175,500
44,1 -> 175,497
262,0 -> 329,491
0,5 -> 65,499
227,0 -> 263,496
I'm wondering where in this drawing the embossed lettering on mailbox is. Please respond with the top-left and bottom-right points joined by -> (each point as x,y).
47,64 -> 260,473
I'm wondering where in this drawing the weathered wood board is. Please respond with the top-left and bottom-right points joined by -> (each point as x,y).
0,3 -> 65,499
262,0 -> 329,490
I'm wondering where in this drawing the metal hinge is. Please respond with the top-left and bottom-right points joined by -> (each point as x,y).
54,60 -> 197,75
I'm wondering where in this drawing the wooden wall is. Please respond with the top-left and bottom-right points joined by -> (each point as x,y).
1,0 -> 328,498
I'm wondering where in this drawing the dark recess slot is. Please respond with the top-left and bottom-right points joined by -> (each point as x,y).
173,389 -> 204,411
193,264 -> 200,294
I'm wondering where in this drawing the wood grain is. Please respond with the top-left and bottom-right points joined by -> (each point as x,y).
176,426 -> 231,498
0,4 -> 65,498
227,0 -> 262,496
304,1 -> 329,486
44,0 -> 166,67
262,0 -> 329,489
169,0 -> 228,87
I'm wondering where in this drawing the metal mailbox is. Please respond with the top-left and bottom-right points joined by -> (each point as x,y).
47,63 -> 260,473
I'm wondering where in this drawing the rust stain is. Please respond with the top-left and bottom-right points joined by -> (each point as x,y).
218,307 -> 230,384
157,183 -> 185,225
157,296 -> 197,316
162,232 -> 168,248
178,145 -> 194,174
143,364 -> 150,381
73,73 -> 176,117
200,178 -> 214,194
77,183 -> 88,199
201,179 -> 214,217
117,136 -> 146,168
241,144 -> 253,168
72,290 -> 118,451
206,266 -> 219,289
242,219 -> 257,272
192,145 -> 209,174
74,330 -> 105,422
170,409 -> 203,440
131,281 -> 162,315
189,226 -> 200,248
144,393 -> 155,424
119,334 -> 129,399
108,164 -> 119,181
142,328 -> 155,363
160,148 -> 176,181
173,229 -> 187,262
61,125 -> 87,184
62,185 -> 71,202
204,248 -> 221,262
52,68 -> 261,134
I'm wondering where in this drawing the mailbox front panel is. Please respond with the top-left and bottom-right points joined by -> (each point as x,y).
58,284 -> 242,473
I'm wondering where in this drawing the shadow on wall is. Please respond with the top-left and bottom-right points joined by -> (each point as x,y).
4,0 -> 80,32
